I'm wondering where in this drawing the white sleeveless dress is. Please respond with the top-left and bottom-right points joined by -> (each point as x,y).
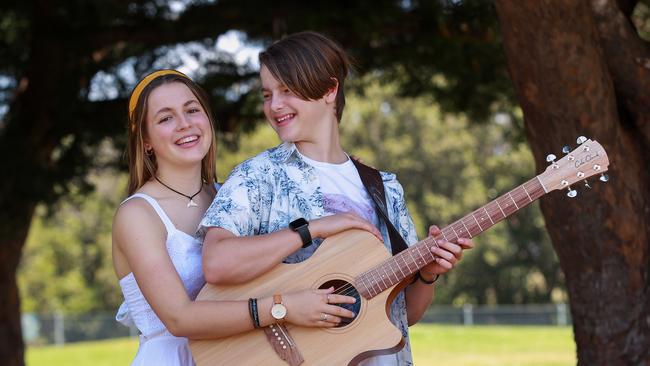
116,193 -> 206,366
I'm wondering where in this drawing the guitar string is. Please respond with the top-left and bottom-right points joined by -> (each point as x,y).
326,240 -> 434,298
329,236 -> 450,298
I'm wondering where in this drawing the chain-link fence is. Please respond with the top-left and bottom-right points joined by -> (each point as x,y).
23,303 -> 571,346
421,303 -> 571,326
22,312 -> 138,346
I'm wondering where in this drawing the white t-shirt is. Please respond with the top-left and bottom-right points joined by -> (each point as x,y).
298,152 -> 379,228
299,152 -> 399,366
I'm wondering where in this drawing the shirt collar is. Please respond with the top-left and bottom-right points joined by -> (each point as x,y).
268,142 -> 301,164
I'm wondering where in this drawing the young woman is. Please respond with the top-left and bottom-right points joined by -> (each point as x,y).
200,32 -> 474,365
112,70 -> 368,365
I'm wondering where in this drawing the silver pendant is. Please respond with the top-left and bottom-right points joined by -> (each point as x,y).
187,199 -> 198,208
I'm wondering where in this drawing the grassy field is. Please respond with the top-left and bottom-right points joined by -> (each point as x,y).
26,324 -> 576,366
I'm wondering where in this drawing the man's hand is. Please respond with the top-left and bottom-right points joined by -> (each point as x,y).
419,225 -> 474,280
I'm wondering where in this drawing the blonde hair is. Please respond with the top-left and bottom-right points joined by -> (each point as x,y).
126,71 -> 217,195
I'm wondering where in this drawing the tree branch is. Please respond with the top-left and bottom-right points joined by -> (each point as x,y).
590,0 -> 650,145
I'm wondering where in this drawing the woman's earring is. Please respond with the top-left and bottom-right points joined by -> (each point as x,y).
145,148 -> 153,156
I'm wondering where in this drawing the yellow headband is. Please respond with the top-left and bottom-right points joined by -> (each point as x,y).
128,69 -> 189,119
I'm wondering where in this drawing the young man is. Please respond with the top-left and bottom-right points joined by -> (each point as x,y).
199,31 -> 473,365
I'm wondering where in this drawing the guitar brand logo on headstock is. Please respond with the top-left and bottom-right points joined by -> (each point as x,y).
574,150 -> 600,169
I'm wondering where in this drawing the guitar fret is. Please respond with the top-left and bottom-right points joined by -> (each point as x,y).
535,176 -> 548,193
508,192 -> 519,209
497,196 -> 517,216
398,252 -> 413,273
381,266 -> 391,288
422,241 -> 436,262
418,242 -> 436,264
483,206 -> 495,225
387,260 -> 399,283
451,225 -> 460,240
522,184 -> 532,201
407,249 -> 418,271
379,266 -> 389,292
525,179 -> 545,200
415,247 -> 427,266
494,199 -> 506,217
461,217 -> 476,237
458,220 -> 472,238
396,260 -> 406,277
359,277 -> 371,297
362,275 -> 376,297
472,211 -> 485,231
366,271 -> 379,295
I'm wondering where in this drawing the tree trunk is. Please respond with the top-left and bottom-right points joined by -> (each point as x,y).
0,202 -> 35,366
494,1 -> 650,364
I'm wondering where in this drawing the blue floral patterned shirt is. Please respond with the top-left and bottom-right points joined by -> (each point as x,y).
199,142 -> 418,366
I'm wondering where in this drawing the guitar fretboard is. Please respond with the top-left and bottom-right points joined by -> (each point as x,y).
355,177 -> 547,299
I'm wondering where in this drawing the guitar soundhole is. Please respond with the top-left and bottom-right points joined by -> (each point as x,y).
319,279 -> 361,328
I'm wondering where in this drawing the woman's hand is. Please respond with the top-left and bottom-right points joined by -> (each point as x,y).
282,287 -> 356,327
309,213 -> 383,242
419,225 -> 474,280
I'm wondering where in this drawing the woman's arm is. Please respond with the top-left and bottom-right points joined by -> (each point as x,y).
113,200 -> 356,339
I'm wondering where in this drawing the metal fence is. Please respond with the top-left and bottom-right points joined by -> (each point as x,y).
420,303 -> 571,326
22,303 -> 571,346
22,312 -> 138,346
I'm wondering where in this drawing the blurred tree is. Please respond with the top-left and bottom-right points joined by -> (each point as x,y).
19,172 -> 126,314
1,0 -> 648,364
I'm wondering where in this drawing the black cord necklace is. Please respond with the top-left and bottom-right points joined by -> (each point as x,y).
155,176 -> 202,208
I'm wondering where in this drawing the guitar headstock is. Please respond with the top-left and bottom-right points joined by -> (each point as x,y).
538,136 -> 610,197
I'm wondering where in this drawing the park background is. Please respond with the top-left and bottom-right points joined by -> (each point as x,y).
2,1 -> 649,365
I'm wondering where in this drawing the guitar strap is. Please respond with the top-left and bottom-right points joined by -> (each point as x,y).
351,159 -> 408,255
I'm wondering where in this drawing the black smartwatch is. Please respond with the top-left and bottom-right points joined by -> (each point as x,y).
289,218 -> 312,248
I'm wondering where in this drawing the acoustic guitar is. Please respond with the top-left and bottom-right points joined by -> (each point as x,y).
190,137 -> 609,365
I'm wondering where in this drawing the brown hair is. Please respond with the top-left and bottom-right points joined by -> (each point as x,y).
126,73 -> 218,195
259,31 -> 352,122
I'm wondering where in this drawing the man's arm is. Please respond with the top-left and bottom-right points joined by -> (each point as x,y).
202,214 -> 383,285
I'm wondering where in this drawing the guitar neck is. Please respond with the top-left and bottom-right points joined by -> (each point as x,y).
355,176 -> 548,299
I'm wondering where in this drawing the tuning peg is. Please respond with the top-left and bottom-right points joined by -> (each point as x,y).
599,173 -> 609,182
577,136 -> 588,144
546,154 -> 559,169
562,146 -> 571,154
567,187 -> 577,198
584,180 -> 591,189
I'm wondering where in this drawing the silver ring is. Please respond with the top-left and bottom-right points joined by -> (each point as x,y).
326,294 -> 330,303
320,312 -> 327,321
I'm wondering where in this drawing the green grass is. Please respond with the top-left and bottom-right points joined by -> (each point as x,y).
26,325 -> 576,366
26,337 -> 138,366
410,325 -> 576,366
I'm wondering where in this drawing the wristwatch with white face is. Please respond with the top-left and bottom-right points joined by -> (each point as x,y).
270,294 -> 287,323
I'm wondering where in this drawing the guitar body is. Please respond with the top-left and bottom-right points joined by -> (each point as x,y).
189,229 -> 405,365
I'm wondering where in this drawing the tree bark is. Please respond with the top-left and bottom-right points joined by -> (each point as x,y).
0,203 -> 35,366
494,1 -> 650,364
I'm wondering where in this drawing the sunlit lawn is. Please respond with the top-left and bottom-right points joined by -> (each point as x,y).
27,324 -> 576,366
